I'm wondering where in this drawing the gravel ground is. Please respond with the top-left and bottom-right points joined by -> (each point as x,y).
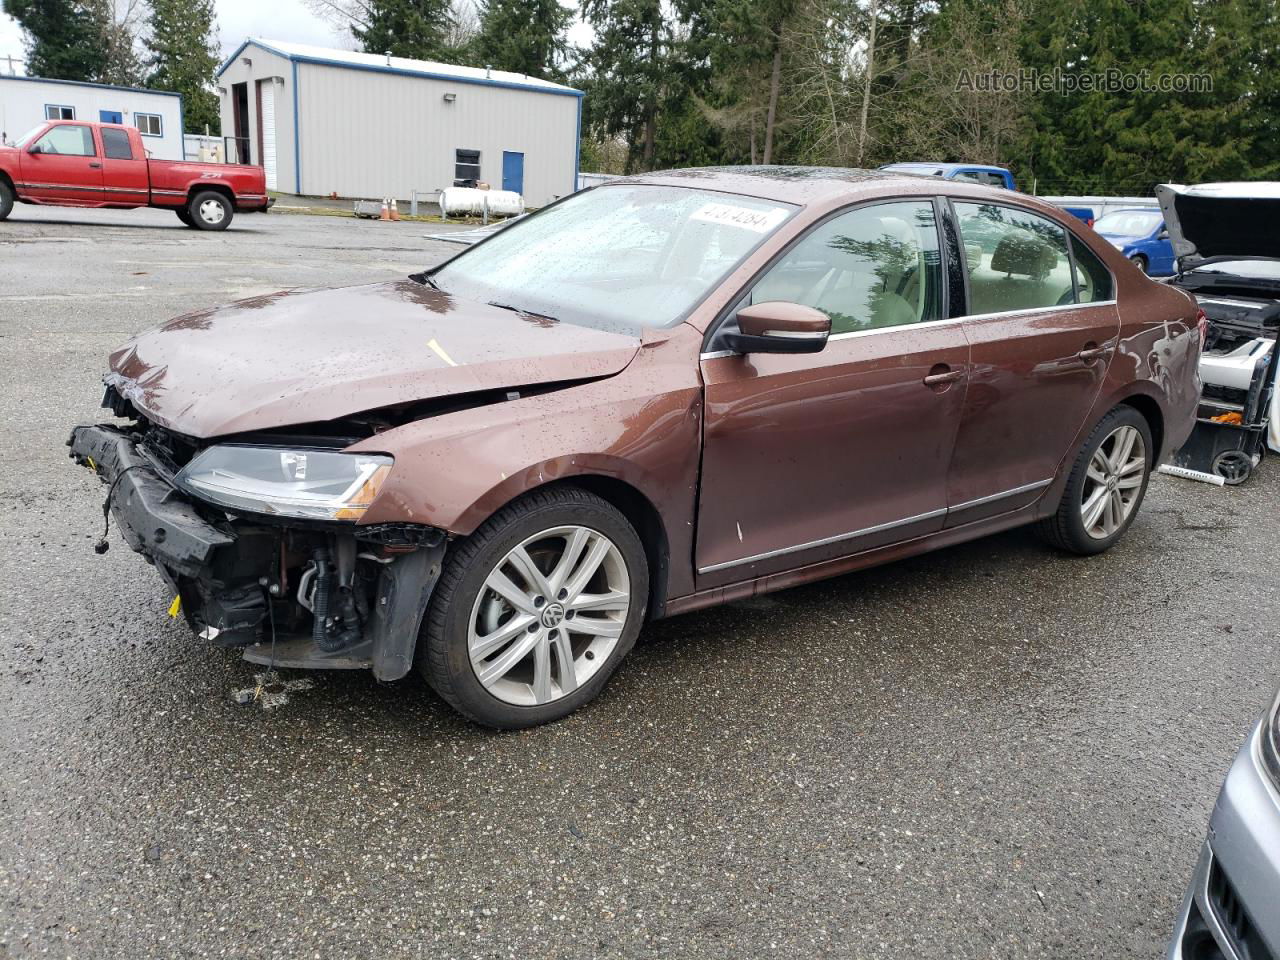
1,204 -> 1276,959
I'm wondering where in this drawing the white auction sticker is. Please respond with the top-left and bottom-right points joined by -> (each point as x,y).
690,202 -> 789,233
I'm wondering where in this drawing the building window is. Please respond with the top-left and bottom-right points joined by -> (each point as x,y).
136,113 -> 163,137
44,105 -> 75,120
455,148 -> 481,184
101,127 -> 134,160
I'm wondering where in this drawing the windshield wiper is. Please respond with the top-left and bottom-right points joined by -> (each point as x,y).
487,301 -> 558,323
410,270 -> 445,290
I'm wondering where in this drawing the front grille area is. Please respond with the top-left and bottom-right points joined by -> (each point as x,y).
1207,860 -> 1273,960
138,419 -> 201,477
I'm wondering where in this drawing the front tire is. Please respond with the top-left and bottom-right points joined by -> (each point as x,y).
0,179 -> 14,221
420,487 -> 649,729
1129,253 -> 1148,274
188,190 -> 233,231
1037,406 -> 1153,555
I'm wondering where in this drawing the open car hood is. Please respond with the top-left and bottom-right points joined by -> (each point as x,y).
106,280 -> 641,438
1156,182 -> 1280,269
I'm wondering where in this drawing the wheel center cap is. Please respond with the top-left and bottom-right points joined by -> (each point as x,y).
1106,476 -> 1118,492
540,602 -> 565,629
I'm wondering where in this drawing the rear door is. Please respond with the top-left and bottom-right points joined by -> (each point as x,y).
19,123 -> 104,203
943,200 -> 1120,526
98,127 -> 149,206
696,199 -> 970,585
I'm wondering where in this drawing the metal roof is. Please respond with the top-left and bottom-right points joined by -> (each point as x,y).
217,38 -> 583,98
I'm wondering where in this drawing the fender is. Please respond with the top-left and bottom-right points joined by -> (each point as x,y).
350,326 -> 707,602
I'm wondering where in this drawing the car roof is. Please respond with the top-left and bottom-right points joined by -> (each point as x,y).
611,165 -> 1048,210
881,162 -> 1009,174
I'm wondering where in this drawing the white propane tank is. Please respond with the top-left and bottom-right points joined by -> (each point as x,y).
440,187 -> 525,218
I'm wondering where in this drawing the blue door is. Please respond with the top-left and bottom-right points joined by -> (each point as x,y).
99,110 -> 123,124
502,151 -> 524,195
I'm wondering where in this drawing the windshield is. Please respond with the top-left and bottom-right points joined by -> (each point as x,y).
13,124 -> 46,148
429,184 -> 797,332
1094,211 -> 1162,236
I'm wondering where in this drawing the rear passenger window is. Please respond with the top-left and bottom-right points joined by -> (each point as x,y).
955,202 -> 1075,314
101,128 -> 134,160
1070,235 -> 1114,302
750,200 -> 943,334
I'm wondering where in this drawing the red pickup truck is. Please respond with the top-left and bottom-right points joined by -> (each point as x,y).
0,120 -> 272,231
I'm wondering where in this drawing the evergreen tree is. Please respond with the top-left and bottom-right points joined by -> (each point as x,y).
145,0 -> 220,134
472,0 -> 571,79
354,0 -> 457,61
3,0 -> 104,80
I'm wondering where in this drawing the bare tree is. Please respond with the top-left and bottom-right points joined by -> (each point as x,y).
890,0 -> 1028,163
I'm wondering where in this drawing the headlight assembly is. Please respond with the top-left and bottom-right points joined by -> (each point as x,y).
175,445 -> 392,521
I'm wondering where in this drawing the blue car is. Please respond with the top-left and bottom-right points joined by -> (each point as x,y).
1092,208 -> 1176,276
877,162 -> 1016,190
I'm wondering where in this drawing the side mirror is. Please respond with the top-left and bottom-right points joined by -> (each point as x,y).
27,143 -> 41,155
723,301 -> 831,355
1159,229 -> 1169,240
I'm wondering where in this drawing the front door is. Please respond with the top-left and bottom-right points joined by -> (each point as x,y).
20,123 -> 104,203
944,201 -> 1121,526
696,199 -> 970,586
99,110 -> 123,124
502,151 -> 524,195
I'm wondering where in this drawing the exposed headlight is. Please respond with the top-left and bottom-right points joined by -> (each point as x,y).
175,445 -> 392,521
1263,688 -> 1280,790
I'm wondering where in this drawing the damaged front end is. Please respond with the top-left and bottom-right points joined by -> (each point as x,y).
68,401 -> 446,680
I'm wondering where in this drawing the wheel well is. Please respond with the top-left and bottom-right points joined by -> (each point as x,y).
0,170 -> 13,192
1120,395 -> 1164,459
187,183 -> 233,207
551,476 -> 671,620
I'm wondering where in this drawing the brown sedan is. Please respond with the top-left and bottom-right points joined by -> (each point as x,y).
69,168 -> 1203,728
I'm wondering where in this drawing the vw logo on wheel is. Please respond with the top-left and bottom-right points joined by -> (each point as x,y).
540,602 -> 565,629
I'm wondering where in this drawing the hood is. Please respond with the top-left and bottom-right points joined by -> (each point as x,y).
1156,182 -> 1280,268
107,280 -> 641,438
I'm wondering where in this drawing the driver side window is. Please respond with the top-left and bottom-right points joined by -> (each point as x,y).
749,201 -> 943,335
33,124 -> 96,157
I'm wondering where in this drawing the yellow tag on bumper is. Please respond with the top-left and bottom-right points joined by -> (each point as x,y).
168,595 -> 182,618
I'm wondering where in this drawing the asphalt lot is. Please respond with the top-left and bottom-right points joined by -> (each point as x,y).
2,204 -> 1278,959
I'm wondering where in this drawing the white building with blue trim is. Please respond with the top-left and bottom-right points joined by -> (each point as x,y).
0,76 -> 184,160
215,39 -> 583,207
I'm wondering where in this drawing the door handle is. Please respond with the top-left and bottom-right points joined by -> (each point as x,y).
88,162 -> 102,169
1077,345 -> 1107,361
923,368 -> 964,387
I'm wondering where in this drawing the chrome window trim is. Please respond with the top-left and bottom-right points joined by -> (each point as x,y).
699,300 -> 1118,358
697,507 -> 947,575
949,478 -> 1053,512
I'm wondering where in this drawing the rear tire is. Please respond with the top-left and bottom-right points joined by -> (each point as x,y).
175,207 -> 194,227
420,487 -> 648,729
188,190 -> 233,231
0,179 -> 14,221
1037,406 -> 1153,555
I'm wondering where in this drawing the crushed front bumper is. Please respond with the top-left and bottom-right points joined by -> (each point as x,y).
68,424 -> 444,680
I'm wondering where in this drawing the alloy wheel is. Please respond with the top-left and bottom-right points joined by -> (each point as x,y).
468,525 -> 630,706
1080,424 -> 1146,539
199,199 -> 226,225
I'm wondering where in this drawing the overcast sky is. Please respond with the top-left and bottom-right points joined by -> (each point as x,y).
0,0 -> 591,77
